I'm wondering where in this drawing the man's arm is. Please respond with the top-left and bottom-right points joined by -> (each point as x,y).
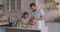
40,15 -> 45,20
29,16 -> 35,24
31,16 -> 35,20
39,9 -> 45,20
31,12 -> 35,20
29,12 -> 36,24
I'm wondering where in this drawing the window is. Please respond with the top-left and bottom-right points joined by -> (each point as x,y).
17,0 -> 21,10
6,0 -> 9,10
11,0 -> 15,10
4,0 -> 21,11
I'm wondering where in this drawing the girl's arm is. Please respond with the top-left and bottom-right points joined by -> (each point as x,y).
18,19 -> 22,25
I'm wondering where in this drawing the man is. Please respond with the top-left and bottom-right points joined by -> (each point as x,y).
29,3 -> 45,29
29,3 -> 45,22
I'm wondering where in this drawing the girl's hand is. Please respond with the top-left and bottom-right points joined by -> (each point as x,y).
24,24 -> 29,28
18,19 -> 22,23
18,19 -> 23,26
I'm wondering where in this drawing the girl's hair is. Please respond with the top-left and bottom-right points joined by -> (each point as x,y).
21,12 -> 29,18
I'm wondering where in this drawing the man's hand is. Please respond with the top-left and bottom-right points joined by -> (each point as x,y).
29,18 -> 36,25
40,16 -> 45,20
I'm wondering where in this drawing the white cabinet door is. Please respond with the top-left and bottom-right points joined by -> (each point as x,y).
47,23 -> 60,32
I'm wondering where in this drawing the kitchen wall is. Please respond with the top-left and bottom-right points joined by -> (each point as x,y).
21,0 -> 35,12
0,0 -> 2,5
37,0 -> 60,22
55,0 -> 60,15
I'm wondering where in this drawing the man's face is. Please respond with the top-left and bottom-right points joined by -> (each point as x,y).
31,6 -> 37,11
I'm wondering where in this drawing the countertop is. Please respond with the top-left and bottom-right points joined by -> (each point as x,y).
5,27 -> 41,31
0,22 -> 9,25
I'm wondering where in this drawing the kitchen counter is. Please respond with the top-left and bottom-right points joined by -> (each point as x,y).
6,27 -> 41,31
5,27 -> 40,32
0,22 -> 9,25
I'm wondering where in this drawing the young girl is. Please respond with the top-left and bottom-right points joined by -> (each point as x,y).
18,12 -> 30,28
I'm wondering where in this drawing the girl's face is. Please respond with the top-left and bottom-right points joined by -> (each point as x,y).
24,14 -> 29,18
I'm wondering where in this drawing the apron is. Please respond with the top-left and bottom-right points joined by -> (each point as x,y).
29,20 -> 45,29
35,20 -> 45,29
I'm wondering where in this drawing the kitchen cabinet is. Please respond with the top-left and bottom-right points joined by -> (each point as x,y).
47,23 -> 60,32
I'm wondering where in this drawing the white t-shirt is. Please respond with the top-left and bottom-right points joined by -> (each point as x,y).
21,18 -> 29,24
31,9 -> 45,19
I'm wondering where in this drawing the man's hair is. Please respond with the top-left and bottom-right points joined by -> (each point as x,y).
29,3 -> 36,7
